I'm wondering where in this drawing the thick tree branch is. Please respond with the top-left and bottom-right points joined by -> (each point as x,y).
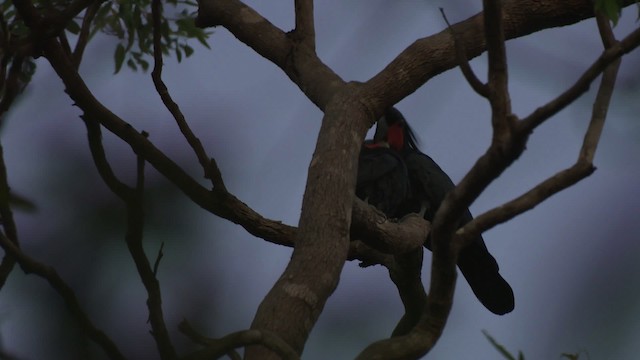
351,199 -> 429,255
179,322 -> 299,360
196,0 -> 344,110
364,0 -> 635,109
246,89 -> 372,359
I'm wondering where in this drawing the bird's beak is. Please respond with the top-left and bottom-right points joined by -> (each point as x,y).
373,115 -> 388,143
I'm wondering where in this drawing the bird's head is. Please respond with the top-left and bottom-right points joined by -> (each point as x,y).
374,107 -> 419,152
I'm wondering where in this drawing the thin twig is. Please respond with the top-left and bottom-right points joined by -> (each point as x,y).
519,26 -> 640,133
439,8 -> 488,97
73,0 -> 101,69
580,16 -> 619,164
150,0 -> 225,191
0,56 -> 25,123
0,142 -> 18,289
152,242 -> 165,276
0,232 -> 126,360
83,116 -> 177,360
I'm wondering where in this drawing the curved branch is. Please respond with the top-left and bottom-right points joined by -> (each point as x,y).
0,232 -> 126,360
196,0 -> 344,110
151,0 -> 223,190
520,26 -> 640,133
364,0 -> 635,109
351,198 -> 429,255
179,321 -> 299,360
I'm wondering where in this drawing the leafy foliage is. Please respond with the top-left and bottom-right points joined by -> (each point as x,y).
0,0 -> 212,75
594,0 -> 640,25
483,330 -> 525,360
94,0 -> 211,73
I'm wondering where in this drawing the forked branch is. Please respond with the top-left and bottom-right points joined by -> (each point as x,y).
458,13 -> 622,248
151,0 -> 225,191
83,117 -> 177,359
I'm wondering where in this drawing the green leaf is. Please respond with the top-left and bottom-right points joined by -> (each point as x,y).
126,58 -> 137,71
183,44 -> 194,57
66,20 -> 81,35
483,330 -> 520,360
595,0 -> 623,25
114,43 -> 126,73
138,59 -> 149,72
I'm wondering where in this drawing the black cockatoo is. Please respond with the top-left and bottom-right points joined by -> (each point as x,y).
373,107 -> 515,315
356,140 -> 410,218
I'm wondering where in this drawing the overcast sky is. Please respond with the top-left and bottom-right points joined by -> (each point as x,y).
2,1 -> 640,359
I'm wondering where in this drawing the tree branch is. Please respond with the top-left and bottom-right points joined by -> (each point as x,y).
459,57 -> 621,245
0,142 -> 18,289
179,321 -> 299,360
364,0 -> 635,110
484,0 -> 513,136
72,0 -> 101,69
351,199 -> 429,255
83,117 -> 177,359
519,26 -> 640,134
439,8 -> 488,98
246,88 -> 373,359
0,231 -> 126,360
151,0 -> 224,190
196,0 -> 343,110
388,249 -> 428,338
293,0 -> 315,50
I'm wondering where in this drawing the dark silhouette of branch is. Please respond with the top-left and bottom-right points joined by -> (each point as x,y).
150,0 -> 224,191
458,16 -> 622,248
179,321 -> 299,360
0,142 -> 18,289
0,232 -> 126,360
439,8 -> 488,98
0,56 -> 25,124
196,0 -> 343,110
72,0 -> 101,68
83,117 -> 177,359
389,249 -> 428,337
519,26 -> 640,133
484,0 -> 513,136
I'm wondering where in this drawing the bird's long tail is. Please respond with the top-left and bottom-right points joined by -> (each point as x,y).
457,239 -> 514,315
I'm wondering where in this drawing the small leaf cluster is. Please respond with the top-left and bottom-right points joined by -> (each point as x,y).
0,3 -> 37,93
594,0 -> 640,25
92,0 -> 211,73
1,1 -> 211,74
